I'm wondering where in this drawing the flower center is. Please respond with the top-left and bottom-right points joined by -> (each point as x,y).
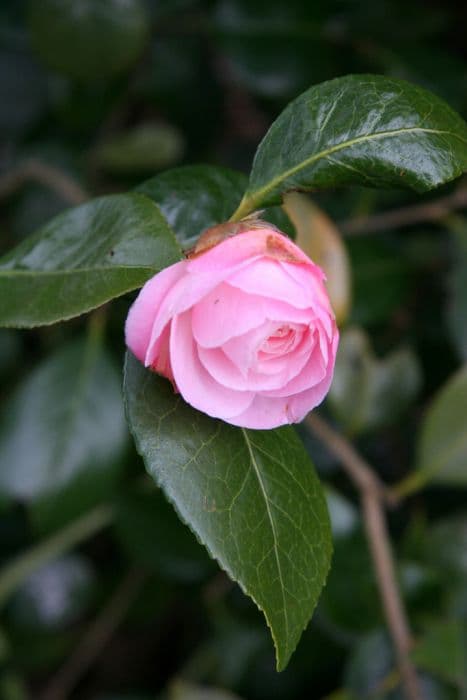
259,324 -> 300,358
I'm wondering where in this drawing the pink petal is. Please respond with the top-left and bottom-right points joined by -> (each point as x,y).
186,227 -> 310,277
227,258 -> 316,309
125,261 -> 186,363
227,394 -> 293,429
198,337 -> 311,392
170,311 -> 255,420
146,257 -> 267,362
191,283 -> 264,348
261,342 -> 327,398
280,262 -> 335,336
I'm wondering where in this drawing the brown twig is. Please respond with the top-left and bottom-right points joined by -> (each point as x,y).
305,413 -> 396,507
305,413 -> 423,700
0,159 -> 88,206
339,184 -> 467,236
361,493 -> 422,700
40,569 -> 145,700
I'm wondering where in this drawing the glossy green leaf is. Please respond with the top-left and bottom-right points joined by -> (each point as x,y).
136,165 -> 249,249
232,75 -> 467,218
136,165 -> 294,250
328,327 -> 421,435
28,0 -> 149,83
0,338 -> 127,503
416,364 -> 467,485
123,353 -> 332,671
0,193 -> 181,327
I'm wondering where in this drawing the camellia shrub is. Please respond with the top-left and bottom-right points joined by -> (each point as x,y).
1,72 -> 467,685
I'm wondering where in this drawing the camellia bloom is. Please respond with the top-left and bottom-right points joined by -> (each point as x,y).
125,220 -> 339,429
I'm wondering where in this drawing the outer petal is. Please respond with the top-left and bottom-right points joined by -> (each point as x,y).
186,227 -> 311,277
227,258 -> 317,309
227,394 -> 292,429
125,261 -> 186,363
170,310 -> 255,420
146,256 -> 264,362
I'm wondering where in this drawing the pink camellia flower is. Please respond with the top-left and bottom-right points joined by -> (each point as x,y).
125,220 -> 339,429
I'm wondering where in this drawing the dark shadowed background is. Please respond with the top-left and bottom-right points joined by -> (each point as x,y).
0,0 -> 467,698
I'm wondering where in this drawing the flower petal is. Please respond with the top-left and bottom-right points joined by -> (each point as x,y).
227,258 -> 316,309
125,262 -> 186,363
170,311 -> 255,420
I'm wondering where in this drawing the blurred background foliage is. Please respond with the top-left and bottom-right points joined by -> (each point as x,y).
0,0 -> 467,698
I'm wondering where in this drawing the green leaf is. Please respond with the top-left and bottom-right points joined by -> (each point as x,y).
0,338 -> 127,504
28,0 -> 149,83
123,353 -> 332,671
135,165 -> 249,250
412,620 -> 466,688
0,193 -> 181,327
135,165 -> 294,250
416,364 -> 467,485
328,327 -> 421,435
232,75 -> 467,219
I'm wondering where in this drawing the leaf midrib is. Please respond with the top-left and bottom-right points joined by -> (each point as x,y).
241,427 -> 289,658
233,125 -> 467,218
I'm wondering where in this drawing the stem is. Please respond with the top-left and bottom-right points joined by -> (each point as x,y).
0,159 -> 88,206
361,492 -> 422,700
40,569 -> 145,700
229,195 -> 257,222
340,183 -> 467,235
305,414 -> 396,506
0,504 -> 113,608
305,413 -> 424,700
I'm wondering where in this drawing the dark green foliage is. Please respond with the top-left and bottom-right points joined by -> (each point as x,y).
0,0 -> 466,697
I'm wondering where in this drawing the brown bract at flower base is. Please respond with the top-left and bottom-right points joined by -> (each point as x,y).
186,213 -> 305,265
